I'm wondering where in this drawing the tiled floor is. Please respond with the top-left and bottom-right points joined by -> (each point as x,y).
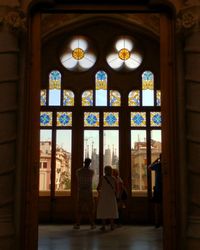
38,224 -> 163,250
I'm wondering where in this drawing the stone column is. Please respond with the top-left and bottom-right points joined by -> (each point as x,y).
177,3 -> 200,250
0,7 -> 25,250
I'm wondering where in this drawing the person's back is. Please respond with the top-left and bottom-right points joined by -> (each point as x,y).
74,158 -> 95,229
77,167 -> 93,194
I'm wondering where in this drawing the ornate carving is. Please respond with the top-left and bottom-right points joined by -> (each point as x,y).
0,8 -> 26,32
176,4 -> 200,33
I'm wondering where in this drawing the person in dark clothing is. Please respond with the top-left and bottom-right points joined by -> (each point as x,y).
148,153 -> 162,228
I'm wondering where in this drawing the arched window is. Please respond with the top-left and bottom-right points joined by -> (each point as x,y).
49,70 -> 61,106
95,70 -> 108,106
142,71 -> 154,106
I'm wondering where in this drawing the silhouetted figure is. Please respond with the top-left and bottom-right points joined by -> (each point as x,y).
148,154 -> 162,228
97,165 -> 119,231
74,158 -> 96,229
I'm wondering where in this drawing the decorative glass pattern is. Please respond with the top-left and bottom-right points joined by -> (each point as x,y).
63,90 -> 74,106
40,112 -> 52,126
142,71 -> 154,90
96,71 -> 107,90
49,70 -> 61,89
95,71 -> 107,106
156,90 -> 161,106
128,90 -> 140,106
104,112 -> 119,127
40,89 -> 46,106
106,37 -> 142,70
110,90 -> 121,106
131,112 -> 146,127
84,112 -> 99,127
57,112 -> 72,127
150,112 -> 161,127
60,37 -> 96,71
82,90 -> 93,106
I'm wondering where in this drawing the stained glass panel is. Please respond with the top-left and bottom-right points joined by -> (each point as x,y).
84,112 -> 99,127
142,71 -> 154,90
131,112 -> 146,127
57,112 -> 72,127
49,70 -> 61,106
156,90 -> 161,106
110,90 -> 121,106
63,90 -> 74,106
40,112 -> 52,127
95,71 -> 107,106
40,90 -> 47,106
128,90 -> 140,106
104,112 -> 119,127
82,90 -> 93,106
49,70 -> 61,89
150,112 -> 161,127
142,71 -> 154,106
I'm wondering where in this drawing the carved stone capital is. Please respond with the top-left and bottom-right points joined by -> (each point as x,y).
0,8 -> 26,32
176,0 -> 200,34
176,4 -> 200,34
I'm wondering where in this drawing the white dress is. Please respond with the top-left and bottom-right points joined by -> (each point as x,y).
96,176 -> 119,219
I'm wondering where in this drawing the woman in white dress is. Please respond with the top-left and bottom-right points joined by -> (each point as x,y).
96,165 -> 119,230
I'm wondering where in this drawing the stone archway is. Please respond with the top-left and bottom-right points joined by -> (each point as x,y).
22,1 -> 177,250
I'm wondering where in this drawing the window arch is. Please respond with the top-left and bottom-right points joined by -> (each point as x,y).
49,70 -> 61,106
95,70 -> 108,106
142,71 -> 154,106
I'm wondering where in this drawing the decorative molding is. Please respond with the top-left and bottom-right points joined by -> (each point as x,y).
176,4 -> 200,33
0,8 -> 26,32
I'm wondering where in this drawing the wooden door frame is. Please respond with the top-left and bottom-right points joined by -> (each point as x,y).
22,1 -> 177,250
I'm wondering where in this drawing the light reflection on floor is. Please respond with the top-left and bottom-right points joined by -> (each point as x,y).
38,225 -> 163,250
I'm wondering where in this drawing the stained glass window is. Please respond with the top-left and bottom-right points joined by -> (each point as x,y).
82,90 -> 93,106
110,90 -> 121,106
40,112 -> 52,126
142,71 -> 154,106
63,90 -> 74,106
95,71 -> 107,106
106,37 -> 142,70
104,112 -> 119,127
49,70 -> 61,106
150,112 -> 161,127
60,37 -> 96,71
84,112 -> 99,127
128,90 -> 140,106
57,112 -> 72,127
156,90 -> 161,106
40,90 -> 47,106
131,112 -> 146,127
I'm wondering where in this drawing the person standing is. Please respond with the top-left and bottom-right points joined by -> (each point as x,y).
74,158 -> 96,229
96,165 -> 119,231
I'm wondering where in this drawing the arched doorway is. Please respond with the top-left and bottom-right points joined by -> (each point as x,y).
23,2 -> 177,250
39,16 -> 161,224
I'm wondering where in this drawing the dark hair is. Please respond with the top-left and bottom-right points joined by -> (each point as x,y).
84,158 -> 92,166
